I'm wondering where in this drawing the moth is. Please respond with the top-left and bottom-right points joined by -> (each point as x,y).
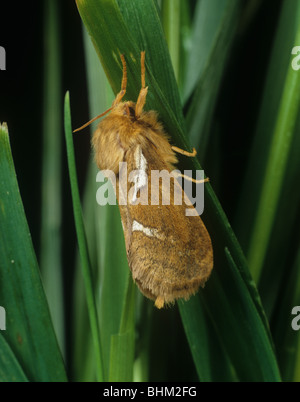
75,51 -> 213,308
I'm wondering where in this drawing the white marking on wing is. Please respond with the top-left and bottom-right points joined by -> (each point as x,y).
132,220 -> 164,240
131,146 -> 148,203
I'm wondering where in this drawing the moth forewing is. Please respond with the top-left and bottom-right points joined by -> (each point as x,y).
117,139 -> 213,308
90,52 -> 213,309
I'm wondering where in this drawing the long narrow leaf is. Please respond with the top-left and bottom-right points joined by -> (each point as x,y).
185,0 -> 241,156
40,0 -> 64,355
247,17 -> 300,282
64,93 -> 103,381
178,298 -> 236,381
235,1 -> 300,286
0,335 -> 28,382
0,123 -> 66,381
109,277 -> 135,381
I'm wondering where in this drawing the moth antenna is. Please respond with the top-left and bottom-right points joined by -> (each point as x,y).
135,50 -> 148,118
112,54 -> 128,107
141,50 -> 146,89
73,107 -> 113,133
74,54 -> 128,133
120,54 -> 127,91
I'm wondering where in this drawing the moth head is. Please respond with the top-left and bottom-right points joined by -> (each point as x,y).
111,101 -> 137,122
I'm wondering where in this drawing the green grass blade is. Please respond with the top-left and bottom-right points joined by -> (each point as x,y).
0,334 -> 28,382
109,332 -> 135,382
253,112 -> 300,318
183,0 -> 239,102
247,12 -> 300,282
117,0 -> 184,126
207,248 -> 280,381
75,0 -> 281,381
97,203 -> 129,380
293,332 -> 300,381
40,0 -> 64,355
199,189 -> 281,381
64,93 -> 103,381
75,26 -> 130,381
72,25 -> 113,382
0,123 -> 67,381
273,244 -> 300,381
161,0 -> 191,94
109,277 -> 135,381
76,0 -> 189,148
184,0 -> 241,155
235,1 -> 300,284
161,0 -> 181,82
178,297 -> 236,381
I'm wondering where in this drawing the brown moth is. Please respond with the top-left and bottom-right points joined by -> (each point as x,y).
76,51 -> 213,308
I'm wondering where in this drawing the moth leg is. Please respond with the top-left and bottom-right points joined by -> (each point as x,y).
112,54 -> 128,107
155,295 -> 165,309
172,171 -> 209,184
135,51 -> 148,119
171,146 -> 210,183
172,146 -> 197,157
172,145 -> 209,184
